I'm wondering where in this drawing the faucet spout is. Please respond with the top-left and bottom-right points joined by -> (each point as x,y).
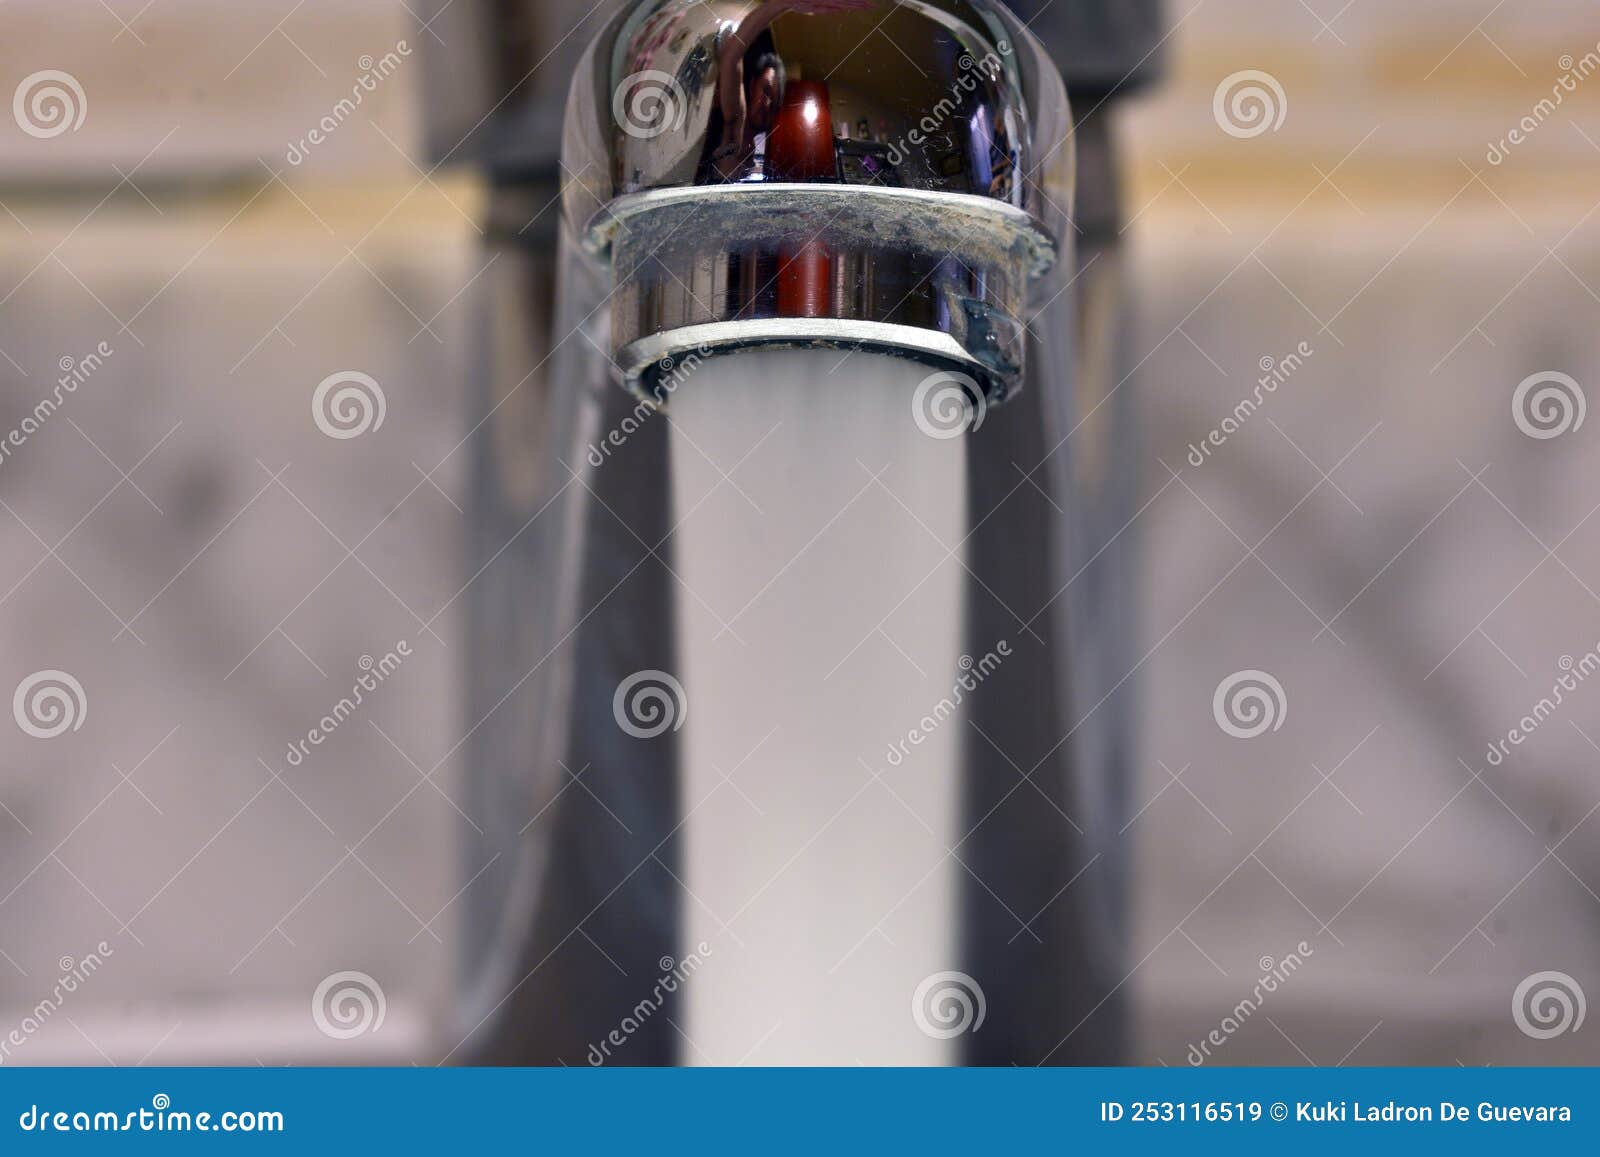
561,0 -> 1075,405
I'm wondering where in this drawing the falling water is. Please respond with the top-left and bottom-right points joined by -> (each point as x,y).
667,348 -> 970,1065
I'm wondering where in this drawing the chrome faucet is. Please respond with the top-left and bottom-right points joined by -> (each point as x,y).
564,0 -> 1073,403
444,0 -> 1137,1066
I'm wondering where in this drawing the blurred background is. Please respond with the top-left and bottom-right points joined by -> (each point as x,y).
1,0 -> 1598,1065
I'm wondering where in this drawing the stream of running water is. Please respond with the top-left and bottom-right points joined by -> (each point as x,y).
667,348 -> 971,1065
